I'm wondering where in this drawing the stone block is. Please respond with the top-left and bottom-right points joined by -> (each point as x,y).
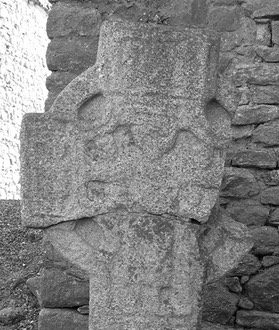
202,281 -> 239,325
224,16 -> 257,49
225,277 -> 242,293
46,72 -> 78,93
251,0 -> 279,18
234,63 -> 279,86
246,265 -> 279,312
231,126 -> 253,140
201,207 -> 252,283
262,255 -> 279,267
231,149 -> 277,169
251,85 -> 279,104
45,72 -> 79,111
47,2 -> 101,38
228,253 -> 261,277
256,23 -> 272,46
261,187 -> 279,205
272,21 -> 279,46
153,0 -> 210,27
40,267 -> 89,308
258,169 -> 279,186
236,310 -> 279,329
208,7 -> 240,32
269,208 -> 279,225
226,200 -> 269,226
38,308 -> 88,330
253,120 -> 279,146
46,36 -> 99,72
232,105 -> 279,125
250,226 -> 279,255
255,45 -> 279,62
220,168 -> 260,198
0,307 -> 24,326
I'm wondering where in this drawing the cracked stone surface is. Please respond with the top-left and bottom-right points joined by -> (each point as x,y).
21,19 -> 251,330
21,19 -> 230,228
45,212 -> 205,329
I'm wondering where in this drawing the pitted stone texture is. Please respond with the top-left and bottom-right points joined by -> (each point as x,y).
45,212 -> 205,330
21,20 -> 231,228
39,308 -> 88,330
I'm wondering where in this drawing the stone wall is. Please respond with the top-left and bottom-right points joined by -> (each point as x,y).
0,0 -> 50,199
24,0 -> 279,329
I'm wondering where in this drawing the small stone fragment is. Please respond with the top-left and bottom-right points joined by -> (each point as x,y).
77,305 -> 89,315
232,149 -> 277,169
40,268 -> 89,308
240,275 -> 250,284
225,277 -> 242,293
238,297 -> 254,310
237,86 -> 251,105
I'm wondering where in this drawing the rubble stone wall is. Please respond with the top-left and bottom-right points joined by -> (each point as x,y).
20,0 -> 279,329
0,0 -> 50,199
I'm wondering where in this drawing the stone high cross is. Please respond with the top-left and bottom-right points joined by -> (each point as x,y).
21,20 -> 251,330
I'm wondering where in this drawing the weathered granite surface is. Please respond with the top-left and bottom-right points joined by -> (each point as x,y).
21,19 -> 230,228
45,212 -> 205,329
21,19 -> 251,330
29,0 -> 279,329
39,308 -> 88,330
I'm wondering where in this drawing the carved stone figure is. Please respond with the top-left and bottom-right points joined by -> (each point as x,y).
21,20 -> 251,330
